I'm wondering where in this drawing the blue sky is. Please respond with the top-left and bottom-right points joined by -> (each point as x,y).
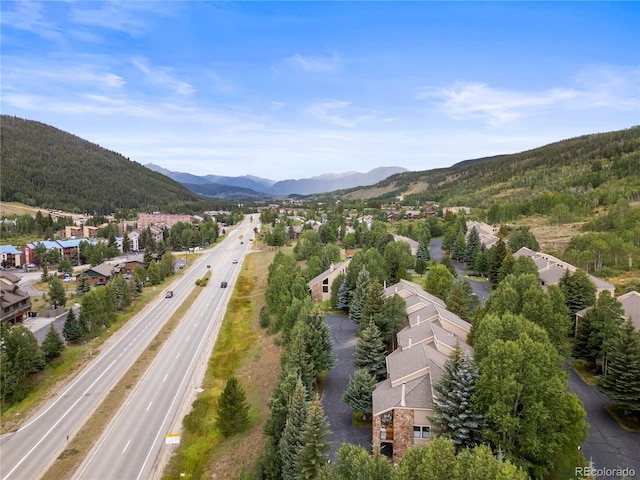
2,1 -> 639,180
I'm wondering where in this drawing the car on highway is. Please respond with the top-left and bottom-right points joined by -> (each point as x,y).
220,281 -> 228,288
232,259 -> 238,264
165,290 -> 174,298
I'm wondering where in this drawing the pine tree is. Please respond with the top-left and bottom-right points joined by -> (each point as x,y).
282,327 -> 316,392
215,376 -> 250,437
62,308 -> 83,343
349,267 -> 371,324
432,344 -> 484,451
342,368 -> 377,420
559,268 -> 596,317
451,230 -> 466,263
361,279 -> 385,326
446,278 -> 475,322
463,227 -> 480,268
597,320 -> 640,415
353,319 -> 387,380
75,272 -> 90,296
297,395 -> 331,480
303,311 -> 336,374
41,324 -> 65,362
48,277 -> 67,309
417,240 -> 431,262
336,278 -> 351,311
280,380 -> 310,480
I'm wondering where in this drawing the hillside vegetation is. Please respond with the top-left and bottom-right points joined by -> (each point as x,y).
340,127 -> 640,210
1,115 -> 204,215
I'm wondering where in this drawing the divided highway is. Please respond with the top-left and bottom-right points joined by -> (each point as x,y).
0,217 -> 257,480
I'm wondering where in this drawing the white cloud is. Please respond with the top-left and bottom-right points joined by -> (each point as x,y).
132,58 -> 195,96
306,99 -> 376,128
0,1 -> 63,41
419,66 -> 640,126
281,52 -> 341,73
68,1 -> 175,35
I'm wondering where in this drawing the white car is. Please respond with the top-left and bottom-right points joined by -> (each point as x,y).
63,276 -> 75,282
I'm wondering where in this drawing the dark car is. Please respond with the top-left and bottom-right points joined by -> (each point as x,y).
165,290 -> 174,298
221,281 -> 228,288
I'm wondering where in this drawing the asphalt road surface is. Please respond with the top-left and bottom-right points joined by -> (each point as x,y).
0,217 -> 257,480
322,315 -> 372,461
566,363 -> 640,479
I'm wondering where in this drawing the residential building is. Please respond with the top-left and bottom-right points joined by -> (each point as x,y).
0,271 -> 32,324
513,247 -> 615,296
372,279 -> 472,464
22,240 -> 62,266
137,212 -> 193,229
575,290 -> 640,333
392,234 -> 419,256
0,245 -> 23,268
307,259 -> 351,302
466,220 -> 499,248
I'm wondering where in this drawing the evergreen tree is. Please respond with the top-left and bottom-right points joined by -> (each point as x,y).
487,238 -> 508,284
597,320 -> 640,415
215,376 -> 250,437
573,291 -> 624,370
282,328 -> 316,392
264,370 -> 300,442
75,272 -> 91,296
361,278 -> 385,326
336,277 -> 351,311
41,324 -> 65,362
559,268 -> 596,317
62,308 -> 82,343
432,344 -> 484,450
302,311 -> 336,374
417,240 -> 431,263
446,278 -> 477,322
473,245 -> 488,277
349,267 -> 371,324
280,380 -> 310,480
342,368 -> 377,421
297,395 -> 331,480
463,227 -> 480,268
330,272 -> 346,309
451,229 -> 466,263
353,319 -> 387,380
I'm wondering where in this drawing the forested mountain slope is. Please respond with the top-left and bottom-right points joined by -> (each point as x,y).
339,127 -> 640,207
1,116 -> 203,215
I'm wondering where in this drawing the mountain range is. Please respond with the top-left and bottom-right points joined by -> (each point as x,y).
144,164 -> 408,197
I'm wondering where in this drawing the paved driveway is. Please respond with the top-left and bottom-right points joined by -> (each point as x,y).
321,315 -> 372,461
567,364 -> 640,479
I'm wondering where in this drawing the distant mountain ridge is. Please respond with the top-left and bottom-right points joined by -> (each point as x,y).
145,164 -> 408,195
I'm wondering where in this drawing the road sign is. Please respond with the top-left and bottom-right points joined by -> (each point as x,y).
165,433 -> 181,445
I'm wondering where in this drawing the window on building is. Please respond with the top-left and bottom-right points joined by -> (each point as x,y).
413,425 -> 430,439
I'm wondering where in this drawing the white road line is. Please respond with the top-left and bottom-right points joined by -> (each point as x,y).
123,439 -> 131,453
146,402 -> 153,412
162,374 -> 168,383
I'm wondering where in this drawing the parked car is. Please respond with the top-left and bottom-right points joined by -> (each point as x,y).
165,290 -> 174,298
220,281 -> 228,288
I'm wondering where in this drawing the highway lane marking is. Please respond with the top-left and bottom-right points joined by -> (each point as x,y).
176,352 -> 181,359
146,402 -> 153,412
123,439 -> 131,453
3,356 -> 121,480
186,335 -> 191,341
163,374 -> 168,383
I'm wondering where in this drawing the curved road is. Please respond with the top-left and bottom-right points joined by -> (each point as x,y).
0,217 -> 256,480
